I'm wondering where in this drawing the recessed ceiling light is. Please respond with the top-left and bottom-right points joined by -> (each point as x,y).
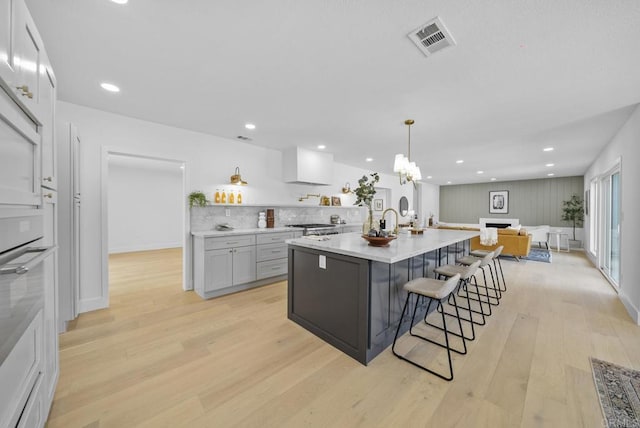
365,157 -> 373,162
111,0 -> 128,4
490,178 -> 496,181
456,160 -> 464,164
100,82 -> 120,92
244,123 -> 256,130
545,163 -> 554,167
548,173 -> 555,176
426,176 -> 432,179
477,171 -> 484,174
543,147 -> 554,152
447,181 -> 452,184
317,145 -> 326,150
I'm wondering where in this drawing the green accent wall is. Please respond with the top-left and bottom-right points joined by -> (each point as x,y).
440,176 -> 584,226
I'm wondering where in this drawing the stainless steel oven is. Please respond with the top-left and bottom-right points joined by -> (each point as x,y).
0,215 -> 51,364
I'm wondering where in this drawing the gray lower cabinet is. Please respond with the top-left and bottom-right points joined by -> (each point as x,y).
193,230 -> 302,299
231,246 -> 257,285
194,234 -> 256,298
256,231 -> 297,280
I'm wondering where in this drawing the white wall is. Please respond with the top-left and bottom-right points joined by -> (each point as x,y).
418,182 -> 440,225
57,101 -> 416,312
584,103 -> 640,323
108,157 -> 183,253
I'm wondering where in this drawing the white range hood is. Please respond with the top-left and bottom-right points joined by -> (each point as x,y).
282,147 -> 333,185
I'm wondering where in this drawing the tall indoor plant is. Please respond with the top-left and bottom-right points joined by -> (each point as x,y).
353,172 -> 380,233
561,194 -> 584,241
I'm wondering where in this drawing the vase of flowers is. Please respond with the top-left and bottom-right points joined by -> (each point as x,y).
353,172 -> 380,234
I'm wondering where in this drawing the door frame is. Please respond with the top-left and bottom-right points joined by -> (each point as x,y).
596,160 -> 621,289
100,147 -> 190,308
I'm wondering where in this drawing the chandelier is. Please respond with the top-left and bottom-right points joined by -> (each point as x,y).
393,119 -> 422,186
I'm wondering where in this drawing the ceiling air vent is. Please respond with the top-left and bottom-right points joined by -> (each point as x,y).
408,16 -> 456,57
236,135 -> 252,141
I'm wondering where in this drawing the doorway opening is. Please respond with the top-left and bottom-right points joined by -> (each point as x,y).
103,151 -> 187,306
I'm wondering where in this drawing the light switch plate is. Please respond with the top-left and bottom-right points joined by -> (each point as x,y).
225,208 -> 230,217
319,255 -> 326,269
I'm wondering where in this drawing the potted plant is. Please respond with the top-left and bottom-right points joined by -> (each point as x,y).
353,173 -> 380,233
561,194 -> 584,248
188,191 -> 209,208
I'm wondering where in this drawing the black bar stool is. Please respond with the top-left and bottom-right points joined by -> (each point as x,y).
456,251 -> 500,305
432,260 -> 485,341
392,273 -> 463,381
470,245 -> 506,292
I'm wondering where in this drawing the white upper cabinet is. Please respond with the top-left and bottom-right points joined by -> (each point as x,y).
0,0 -> 11,81
39,53 -> 56,189
0,0 -> 46,124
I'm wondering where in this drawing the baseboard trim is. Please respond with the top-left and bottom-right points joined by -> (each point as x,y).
619,292 -> 640,325
109,242 -> 182,254
79,296 -> 108,313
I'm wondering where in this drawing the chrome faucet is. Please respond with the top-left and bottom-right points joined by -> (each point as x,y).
382,208 -> 399,235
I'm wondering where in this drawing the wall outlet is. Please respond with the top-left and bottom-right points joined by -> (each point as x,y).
319,255 -> 326,269
225,208 -> 230,217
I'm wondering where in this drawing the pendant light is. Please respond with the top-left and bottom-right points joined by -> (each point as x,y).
393,119 -> 422,187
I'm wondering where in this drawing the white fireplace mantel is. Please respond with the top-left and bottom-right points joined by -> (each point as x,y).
479,218 -> 520,228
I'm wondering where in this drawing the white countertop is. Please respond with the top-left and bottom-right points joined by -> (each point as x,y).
192,227 -> 302,237
286,229 -> 479,264
192,224 -> 361,238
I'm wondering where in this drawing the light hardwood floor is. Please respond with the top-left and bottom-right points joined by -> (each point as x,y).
46,247 -> 639,427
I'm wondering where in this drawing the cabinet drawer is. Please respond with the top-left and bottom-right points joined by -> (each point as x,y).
205,235 -> 255,250
16,373 -> 43,428
0,310 -> 42,428
257,243 -> 288,262
256,232 -> 294,245
257,259 -> 288,280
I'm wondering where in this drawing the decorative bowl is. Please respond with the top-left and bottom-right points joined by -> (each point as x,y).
362,235 -> 397,247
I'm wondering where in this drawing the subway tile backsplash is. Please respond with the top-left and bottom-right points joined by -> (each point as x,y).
190,205 -> 365,232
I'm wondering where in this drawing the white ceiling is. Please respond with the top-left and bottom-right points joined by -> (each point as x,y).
26,0 -> 640,185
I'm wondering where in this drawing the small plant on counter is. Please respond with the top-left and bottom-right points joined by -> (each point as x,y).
353,172 -> 380,233
188,191 -> 209,208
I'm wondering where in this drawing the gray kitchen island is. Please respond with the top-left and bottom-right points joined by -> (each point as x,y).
287,229 -> 480,365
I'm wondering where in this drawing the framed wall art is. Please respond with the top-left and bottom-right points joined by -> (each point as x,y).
489,190 -> 509,214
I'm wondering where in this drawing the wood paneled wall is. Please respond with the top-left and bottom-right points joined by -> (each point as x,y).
439,176 -> 584,226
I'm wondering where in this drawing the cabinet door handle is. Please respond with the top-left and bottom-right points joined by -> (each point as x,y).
226,241 -> 238,245
16,85 -> 29,92
44,193 -> 53,199
43,176 -> 53,182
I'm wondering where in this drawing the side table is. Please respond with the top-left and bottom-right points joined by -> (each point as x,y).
547,231 -> 570,252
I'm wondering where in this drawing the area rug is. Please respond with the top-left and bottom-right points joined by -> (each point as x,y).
521,248 -> 552,263
591,357 -> 640,428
